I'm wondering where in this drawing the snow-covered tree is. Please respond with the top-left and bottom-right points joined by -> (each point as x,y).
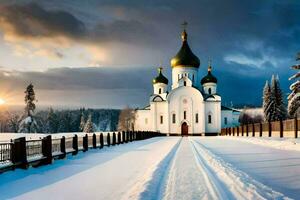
263,76 -> 287,122
83,114 -> 94,133
288,53 -> 300,117
269,75 -> 286,121
45,107 -> 58,133
18,83 -> 38,133
263,81 -> 271,121
79,114 -> 85,132
8,114 -> 20,133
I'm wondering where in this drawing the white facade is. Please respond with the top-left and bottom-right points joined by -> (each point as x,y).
134,29 -> 239,136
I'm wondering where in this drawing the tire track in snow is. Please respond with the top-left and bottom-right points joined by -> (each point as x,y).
189,138 -> 234,200
191,138 -> 291,200
123,137 -> 182,200
162,137 -> 221,200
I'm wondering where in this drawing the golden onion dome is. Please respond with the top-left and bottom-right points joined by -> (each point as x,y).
170,29 -> 200,68
152,67 -> 168,84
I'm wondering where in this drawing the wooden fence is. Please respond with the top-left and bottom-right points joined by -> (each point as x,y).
0,131 -> 160,173
220,117 -> 299,138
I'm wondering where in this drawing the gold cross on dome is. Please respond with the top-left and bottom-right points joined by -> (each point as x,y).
182,21 -> 188,30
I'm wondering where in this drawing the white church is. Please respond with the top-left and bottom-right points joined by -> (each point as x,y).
134,27 -> 240,136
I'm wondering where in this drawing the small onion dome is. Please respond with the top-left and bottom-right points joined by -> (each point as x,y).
170,29 -> 200,68
152,67 -> 168,84
201,66 -> 217,85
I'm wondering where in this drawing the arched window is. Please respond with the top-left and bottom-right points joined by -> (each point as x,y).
160,116 -> 163,124
159,88 -> 162,94
195,113 -> 199,123
208,114 -> 212,124
184,111 -> 187,120
184,81 -> 186,86
172,113 -> 176,124
208,88 -> 211,94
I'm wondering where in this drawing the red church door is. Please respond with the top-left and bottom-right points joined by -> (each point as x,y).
181,122 -> 188,136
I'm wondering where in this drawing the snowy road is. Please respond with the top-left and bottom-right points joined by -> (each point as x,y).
0,137 -> 298,199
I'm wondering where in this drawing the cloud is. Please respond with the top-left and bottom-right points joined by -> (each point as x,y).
0,3 -> 86,40
0,0 -> 298,107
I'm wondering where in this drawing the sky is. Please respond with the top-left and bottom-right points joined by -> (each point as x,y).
0,0 -> 299,109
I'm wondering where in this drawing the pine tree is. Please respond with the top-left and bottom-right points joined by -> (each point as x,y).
263,81 -> 271,121
269,75 -> 286,121
18,83 -> 38,133
45,107 -> 58,133
79,114 -> 85,132
83,114 -> 94,133
288,52 -> 300,117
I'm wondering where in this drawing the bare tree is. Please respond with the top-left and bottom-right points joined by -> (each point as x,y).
118,106 -> 136,131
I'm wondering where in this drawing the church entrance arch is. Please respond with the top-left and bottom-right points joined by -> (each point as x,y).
181,122 -> 188,136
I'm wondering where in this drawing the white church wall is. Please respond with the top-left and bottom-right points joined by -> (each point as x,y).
168,86 -> 205,134
151,101 -> 169,134
153,83 -> 168,95
221,110 -> 233,128
134,109 -> 152,131
172,67 -> 199,89
205,100 -> 221,133
203,82 -> 217,95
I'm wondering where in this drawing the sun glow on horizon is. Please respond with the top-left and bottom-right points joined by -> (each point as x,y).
0,98 -> 6,105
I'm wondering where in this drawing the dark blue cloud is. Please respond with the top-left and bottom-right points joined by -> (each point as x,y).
0,0 -> 299,107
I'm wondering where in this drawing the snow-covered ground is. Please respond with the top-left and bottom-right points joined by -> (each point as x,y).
0,132 -> 111,142
0,137 -> 299,199
220,136 -> 300,152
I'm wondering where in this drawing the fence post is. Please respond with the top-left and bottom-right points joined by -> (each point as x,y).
130,131 -> 133,142
11,137 -> 28,169
42,135 -> 52,165
92,133 -> 97,148
246,124 -> 249,137
295,116 -> 298,138
117,132 -> 121,144
100,133 -> 104,148
259,123 -> 262,137
242,125 -> 244,136
112,132 -> 116,145
121,131 -> 124,143
268,121 -> 272,137
83,134 -> 88,152
280,119 -> 283,138
252,123 -> 255,137
107,133 -> 111,146
126,131 -> 130,142
133,131 -> 137,140
60,136 -> 66,159
72,134 -> 78,155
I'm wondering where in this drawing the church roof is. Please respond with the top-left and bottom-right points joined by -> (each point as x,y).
221,105 -> 240,112
170,29 -> 200,68
201,66 -> 217,85
152,67 -> 168,84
